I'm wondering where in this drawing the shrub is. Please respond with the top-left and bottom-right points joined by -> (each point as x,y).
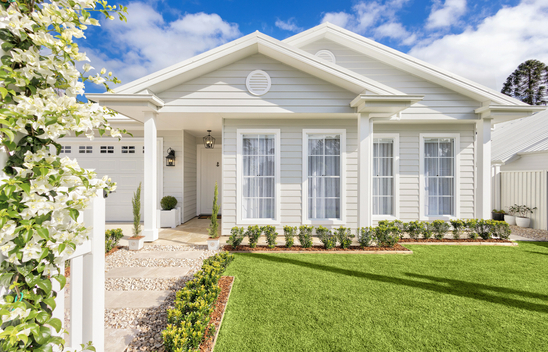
317,226 -> 337,249
161,195 -> 178,211
228,227 -> 245,248
105,228 -> 124,253
421,221 -> 434,239
492,221 -> 511,239
132,183 -> 142,237
357,227 -> 374,248
246,225 -> 262,248
283,226 -> 297,248
163,252 -> 233,351
473,219 -> 493,240
431,220 -> 450,240
406,221 -> 423,240
335,226 -> 355,249
466,219 -> 479,239
449,219 -> 466,239
298,225 -> 314,248
208,183 -> 220,238
391,220 -> 406,235
263,225 -> 278,249
374,225 -> 400,247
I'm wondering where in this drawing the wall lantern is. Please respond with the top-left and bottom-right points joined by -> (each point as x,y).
203,130 -> 215,149
165,148 -> 176,167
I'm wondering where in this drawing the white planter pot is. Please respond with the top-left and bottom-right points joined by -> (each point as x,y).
207,239 -> 220,251
160,207 -> 181,228
515,217 -> 531,228
504,215 -> 516,225
128,237 -> 144,251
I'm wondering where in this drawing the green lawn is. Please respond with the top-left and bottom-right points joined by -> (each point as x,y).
216,242 -> 548,351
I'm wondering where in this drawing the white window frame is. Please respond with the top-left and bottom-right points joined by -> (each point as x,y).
372,133 -> 399,221
419,133 -> 460,221
302,129 -> 346,225
236,129 -> 281,225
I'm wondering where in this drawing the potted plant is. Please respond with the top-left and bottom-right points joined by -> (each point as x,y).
504,205 -> 517,225
207,182 -> 221,250
160,195 -> 180,228
491,209 -> 505,221
515,204 -> 537,228
128,183 -> 144,251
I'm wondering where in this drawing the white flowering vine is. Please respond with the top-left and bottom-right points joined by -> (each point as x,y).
0,0 -> 127,350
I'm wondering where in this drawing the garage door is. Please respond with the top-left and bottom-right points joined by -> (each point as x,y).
60,140 -> 145,222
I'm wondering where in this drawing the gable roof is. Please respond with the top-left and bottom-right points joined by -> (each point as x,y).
284,23 -> 527,106
492,109 -> 548,163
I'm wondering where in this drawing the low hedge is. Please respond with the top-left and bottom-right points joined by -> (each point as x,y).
105,228 -> 124,253
162,251 -> 234,352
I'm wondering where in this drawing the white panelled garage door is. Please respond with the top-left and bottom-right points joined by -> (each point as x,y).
60,139 -> 145,222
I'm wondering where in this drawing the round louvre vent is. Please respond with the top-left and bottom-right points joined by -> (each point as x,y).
246,70 -> 271,96
315,50 -> 336,64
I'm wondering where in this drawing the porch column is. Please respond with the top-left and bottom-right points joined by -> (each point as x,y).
358,113 -> 373,228
476,118 -> 492,219
143,111 -> 158,241
492,163 -> 502,211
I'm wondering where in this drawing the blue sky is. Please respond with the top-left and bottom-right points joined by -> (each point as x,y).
80,0 -> 548,94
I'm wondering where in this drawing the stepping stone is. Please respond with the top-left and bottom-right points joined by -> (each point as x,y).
106,267 -> 190,278
106,291 -> 171,309
105,328 -> 139,352
133,250 -> 204,259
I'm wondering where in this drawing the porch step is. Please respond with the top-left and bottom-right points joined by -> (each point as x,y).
106,291 -> 171,309
106,266 -> 191,278
105,328 -> 139,352
132,250 -> 204,259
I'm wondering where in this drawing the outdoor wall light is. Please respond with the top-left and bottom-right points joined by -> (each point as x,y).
166,148 -> 176,166
203,130 -> 215,149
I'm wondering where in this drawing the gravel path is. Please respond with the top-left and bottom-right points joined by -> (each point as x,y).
511,226 -> 548,241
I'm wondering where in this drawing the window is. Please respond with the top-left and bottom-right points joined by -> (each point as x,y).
373,138 -> 395,216
421,135 -> 458,218
303,130 -> 345,223
79,146 -> 92,154
237,131 -> 280,222
122,146 -> 135,154
100,146 -> 114,154
60,146 -> 71,154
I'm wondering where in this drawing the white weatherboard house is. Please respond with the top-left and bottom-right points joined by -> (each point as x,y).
78,23 -> 544,241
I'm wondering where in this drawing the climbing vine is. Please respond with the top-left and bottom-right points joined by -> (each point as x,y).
0,0 -> 127,350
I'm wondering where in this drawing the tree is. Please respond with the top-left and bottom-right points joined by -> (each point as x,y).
501,59 -> 548,105
132,182 -> 142,237
0,0 -> 127,350
208,182 -> 220,238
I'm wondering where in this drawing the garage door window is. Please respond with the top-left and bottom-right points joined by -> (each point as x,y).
101,146 -> 114,154
61,146 -> 71,153
79,146 -> 92,154
122,146 -> 135,154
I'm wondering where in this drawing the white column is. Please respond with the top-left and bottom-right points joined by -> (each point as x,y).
358,113 -> 373,228
143,111 -> 158,241
492,163 -> 502,211
476,118 -> 492,219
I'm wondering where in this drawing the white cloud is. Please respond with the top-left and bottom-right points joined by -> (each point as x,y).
409,0 -> 548,89
81,2 -> 241,86
275,18 -> 303,32
426,0 -> 467,29
375,22 -> 417,45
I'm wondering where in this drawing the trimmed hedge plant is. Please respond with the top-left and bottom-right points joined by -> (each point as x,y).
284,226 -> 297,248
298,225 -> 314,248
105,228 -> 124,253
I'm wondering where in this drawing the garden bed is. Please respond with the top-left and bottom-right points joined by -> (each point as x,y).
200,276 -> 235,352
223,244 -> 411,253
399,239 -> 517,246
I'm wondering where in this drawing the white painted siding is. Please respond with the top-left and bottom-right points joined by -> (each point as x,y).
501,152 -> 548,171
373,123 -> 475,221
183,132 -> 197,222
301,39 -> 482,120
159,131 -> 183,211
157,54 -> 357,114
222,118 -> 358,235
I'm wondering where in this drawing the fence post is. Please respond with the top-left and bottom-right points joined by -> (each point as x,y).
82,191 -> 105,348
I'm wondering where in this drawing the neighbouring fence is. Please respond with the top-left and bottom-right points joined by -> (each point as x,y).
499,170 -> 548,230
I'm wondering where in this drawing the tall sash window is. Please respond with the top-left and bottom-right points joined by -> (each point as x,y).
424,138 -> 455,216
373,139 -> 394,215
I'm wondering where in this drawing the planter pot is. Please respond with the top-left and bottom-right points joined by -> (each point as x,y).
207,239 -> 220,251
160,207 -> 181,228
515,217 -> 531,228
128,236 -> 144,251
504,215 -> 516,225
492,212 -> 505,221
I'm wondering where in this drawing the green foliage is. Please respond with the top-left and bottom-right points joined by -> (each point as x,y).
283,226 -> 297,248
208,183 -> 220,238
263,225 -> 278,249
492,221 -> 511,239
501,59 -> 548,105
514,204 -> 537,218
472,219 -> 493,240
316,226 -> 336,249
357,227 -> 374,248
421,221 -> 434,239
374,225 -> 400,247
298,225 -> 314,248
466,219 -> 479,239
163,252 -> 233,351
406,221 -> 423,240
161,195 -> 178,211
431,220 -> 450,240
449,219 -> 465,239
246,225 -> 262,248
132,182 -> 142,237
335,226 -> 354,249
228,227 -> 245,248
105,228 -> 124,253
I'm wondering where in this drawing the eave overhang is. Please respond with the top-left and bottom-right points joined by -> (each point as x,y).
475,104 -> 546,124
86,93 -> 164,123
350,94 -> 424,117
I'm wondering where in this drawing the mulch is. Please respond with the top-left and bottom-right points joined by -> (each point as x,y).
198,215 -> 222,219
222,244 -> 410,252
399,238 -> 512,243
200,276 -> 234,352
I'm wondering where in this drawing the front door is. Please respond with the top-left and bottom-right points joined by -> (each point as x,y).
200,148 -> 222,214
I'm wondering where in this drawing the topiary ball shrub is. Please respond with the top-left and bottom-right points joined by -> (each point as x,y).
161,196 -> 178,210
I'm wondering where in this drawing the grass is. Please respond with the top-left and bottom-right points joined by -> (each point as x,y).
216,242 -> 548,351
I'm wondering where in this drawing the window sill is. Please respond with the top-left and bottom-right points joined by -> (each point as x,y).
237,219 -> 281,226
372,215 -> 398,222
420,215 -> 457,222
302,219 -> 346,226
